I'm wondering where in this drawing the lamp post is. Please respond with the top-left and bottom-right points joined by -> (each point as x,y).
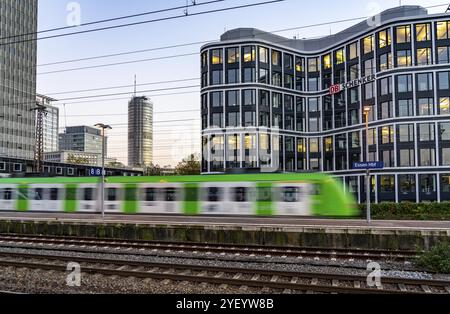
363,106 -> 372,224
95,123 -> 112,219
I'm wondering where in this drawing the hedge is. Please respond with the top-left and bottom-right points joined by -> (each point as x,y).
357,202 -> 450,220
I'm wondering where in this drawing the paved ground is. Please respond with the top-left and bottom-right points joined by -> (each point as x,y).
0,212 -> 449,230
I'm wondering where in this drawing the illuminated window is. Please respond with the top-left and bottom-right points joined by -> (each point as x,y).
295,56 -> 304,72
349,42 -> 358,60
227,47 -> 239,64
380,52 -> 392,71
272,50 -> 281,66
396,25 -> 411,43
416,24 -> 431,41
211,49 -> 223,65
323,54 -> 331,70
244,134 -> 256,150
437,21 -> 450,39
363,35 -> 374,54
243,46 -> 256,63
259,47 -> 268,63
309,138 -> 320,154
259,134 -> 270,151
335,48 -> 345,64
381,126 -> 394,144
325,137 -> 333,153
417,48 -> 432,65
397,50 -> 412,67
297,138 -> 306,153
308,57 -> 319,72
440,97 -> 450,115
368,128 -> 376,146
378,29 -> 391,48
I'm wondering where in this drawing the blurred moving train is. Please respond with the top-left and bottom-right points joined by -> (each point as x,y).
0,173 -> 358,216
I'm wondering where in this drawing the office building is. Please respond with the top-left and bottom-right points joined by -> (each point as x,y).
201,5 -> 450,203
128,96 -> 153,167
59,126 -> 107,155
36,94 -> 59,153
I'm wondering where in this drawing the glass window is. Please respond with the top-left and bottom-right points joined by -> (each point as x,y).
227,69 -> 239,84
416,23 -> 431,41
381,125 -> 394,144
349,64 -> 359,80
308,98 -> 319,112
335,48 -> 345,64
226,90 -> 239,107
419,123 -> 435,142
442,148 -> 450,166
417,73 -> 433,91
308,77 -> 319,91
350,87 -> 359,103
259,47 -> 268,63
350,131 -> 360,148
380,175 -> 395,193
397,74 -> 412,93
201,52 -> 208,67
295,56 -> 304,72
349,42 -> 358,60
363,35 -> 374,54
439,97 -> 450,115
272,71 -> 282,87
418,98 -> 434,116
244,112 -> 256,127
285,95 -> 294,111
438,46 -> 450,64
420,175 -> 437,193
284,74 -> 294,89
211,92 -> 223,107
284,53 -> 293,70
309,118 -> 319,132
259,90 -> 270,107
420,149 -> 436,166
417,48 -> 432,65
211,113 -> 223,128
272,50 -> 281,66
396,25 -> 411,43
227,47 -> 239,64
258,68 -> 269,84
438,72 -> 450,90
323,54 -> 331,70
242,46 -> 255,63
243,68 -> 255,83
364,82 -> 374,100
380,101 -> 393,119
437,21 -> 450,40
398,124 -> 414,142
243,89 -> 256,106
380,52 -> 392,71
211,70 -> 223,85
364,59 -> 374,76
272,114 -> 282,129
399,149 -> 415,167
400,175 -> 416,193
272,93 -> 282,109
309,138 -> 320,153
397,50 -> 412,67
380,77 -> 391,95
308,57 -> 319,72
440,122 -> 450,141
378,29 -> 391,48
211,49 -> 223,64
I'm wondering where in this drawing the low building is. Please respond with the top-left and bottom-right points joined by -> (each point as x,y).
59,126 -> 107,155
44,151 -> 118,167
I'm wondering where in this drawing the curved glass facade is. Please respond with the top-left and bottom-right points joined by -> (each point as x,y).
201,6 -> 450,203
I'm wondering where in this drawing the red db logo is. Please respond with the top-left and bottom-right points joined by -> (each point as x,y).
329,84 -> 341,95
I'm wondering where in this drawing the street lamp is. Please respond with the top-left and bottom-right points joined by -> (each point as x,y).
95,123 -> 112,219
363,106 -> 372,224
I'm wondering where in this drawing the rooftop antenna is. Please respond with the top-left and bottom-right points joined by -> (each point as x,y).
134,75 -> 137,98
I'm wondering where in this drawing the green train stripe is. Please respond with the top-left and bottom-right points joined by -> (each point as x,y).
123,184 -> 138,214
183,183 -> 199,215
256,182 -> 273,216
64,184 -> 78,213
17,185 -> 28,211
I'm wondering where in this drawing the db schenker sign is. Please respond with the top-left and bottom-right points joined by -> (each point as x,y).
329,74 -> 377,95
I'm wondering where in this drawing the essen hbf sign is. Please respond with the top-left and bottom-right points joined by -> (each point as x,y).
329,74 -> 377,95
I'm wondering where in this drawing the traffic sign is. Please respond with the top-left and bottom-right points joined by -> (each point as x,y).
352,162 -> 384,170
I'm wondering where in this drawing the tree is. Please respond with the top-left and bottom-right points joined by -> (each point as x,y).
106,161 -> 125,169
145,163 -> 163,176
175,154 -> 200,175
66,154 -> 89,165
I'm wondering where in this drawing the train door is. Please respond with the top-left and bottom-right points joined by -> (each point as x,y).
0,185 -> 16,211
274,183 -> 312,216
77,184 -> 98,212
138,184 -> 164,214
29,184 -> 65,212
104,184 -> 123,213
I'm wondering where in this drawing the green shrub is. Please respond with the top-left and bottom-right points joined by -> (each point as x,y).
415,244 -> 450,274
357,202 -> 450,220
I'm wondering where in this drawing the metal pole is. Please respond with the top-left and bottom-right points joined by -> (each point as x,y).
101,127 -> 105,219
365,112 -> 371,224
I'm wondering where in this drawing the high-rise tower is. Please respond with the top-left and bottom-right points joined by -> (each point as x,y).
128,96 -> 153,167
0,0 -> 38,160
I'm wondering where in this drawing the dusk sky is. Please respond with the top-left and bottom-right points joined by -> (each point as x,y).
36,0 -> 448,167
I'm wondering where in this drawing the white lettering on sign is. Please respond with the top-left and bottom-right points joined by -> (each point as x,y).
329,74 -> 377,95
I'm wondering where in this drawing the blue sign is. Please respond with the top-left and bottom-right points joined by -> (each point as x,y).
352,162 -> 384,170
89,168 -> 103,176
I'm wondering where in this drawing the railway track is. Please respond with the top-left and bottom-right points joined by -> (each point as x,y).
0,250 -> 448,294
0,234 -> 418,262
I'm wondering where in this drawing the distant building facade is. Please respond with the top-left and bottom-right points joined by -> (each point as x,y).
36,94 -> 59,153
128,96 -> 153,167
44,151 -> 118,167
0,0 -> 38,160
59,126 -> 107,155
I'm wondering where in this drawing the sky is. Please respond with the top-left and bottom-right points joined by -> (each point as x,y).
36,0 -> 449,167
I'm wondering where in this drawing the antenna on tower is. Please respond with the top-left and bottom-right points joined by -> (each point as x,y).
134,75 -> 137,98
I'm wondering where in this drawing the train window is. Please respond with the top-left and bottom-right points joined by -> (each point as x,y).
33,188 -> 43,201
257,187 -> 272,202
3,188 -> 12,200
107,188 -> 117,201
206,187 -> 222,202
144,188 -> 156,202
165,188 -> 177,202
234,187 -> 248,202
281,187 -> 300,203
50,188 -> 59,201
84,188 -> 95,201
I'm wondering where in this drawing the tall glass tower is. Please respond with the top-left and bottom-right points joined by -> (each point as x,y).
128,96 -> 153,167
0,0 -> 38,160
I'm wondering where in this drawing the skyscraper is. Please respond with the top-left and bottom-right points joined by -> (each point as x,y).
128,96 -> 153,167
0,0 -> 38,160
36,94 -> 59,153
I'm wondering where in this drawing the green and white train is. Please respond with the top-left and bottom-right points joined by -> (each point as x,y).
0,173 -> 358,217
